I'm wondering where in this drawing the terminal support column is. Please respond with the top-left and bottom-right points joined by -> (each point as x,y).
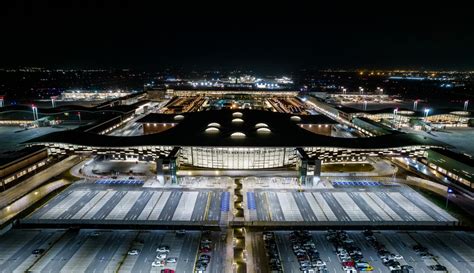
155,147 -> 181,184
296,148 -> 321,185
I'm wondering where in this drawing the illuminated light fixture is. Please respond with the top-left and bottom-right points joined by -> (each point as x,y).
290,116 -> 301,122
231,132 -> 246,138
257,127 -> 271,134
208,122 -> 221,128
232,112 -> 243,118
255,123 -> 269,128
232,118 -> 244,123
174,114 -> 185,121
205,127 -> 220,133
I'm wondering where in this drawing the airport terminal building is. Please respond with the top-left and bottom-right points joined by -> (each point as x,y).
26,109 -> 446,184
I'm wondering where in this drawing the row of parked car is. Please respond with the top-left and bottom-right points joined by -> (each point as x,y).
412,244 -> 447,273
288,230 -> 328,273
326,230 -> 373,273
195,233 -> 213,273
262,232 -> 283,273
362,230 -> 414,273
152,245 -> 177,269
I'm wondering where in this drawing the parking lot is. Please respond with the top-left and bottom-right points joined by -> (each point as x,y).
25,184 -> 228,226
246,185 -> 457,225
0,228 -> 226,273
271,230 -> 474,273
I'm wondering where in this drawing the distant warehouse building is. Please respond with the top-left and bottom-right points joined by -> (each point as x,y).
424,148 -> 474,190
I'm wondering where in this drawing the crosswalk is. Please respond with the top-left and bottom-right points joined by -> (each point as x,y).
252,190 -> 458,223
30,188 -> 228,223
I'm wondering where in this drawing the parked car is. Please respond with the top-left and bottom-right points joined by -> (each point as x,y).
128,249 -> 140,255
32,249 -> 45,255
156,246 -> 170,253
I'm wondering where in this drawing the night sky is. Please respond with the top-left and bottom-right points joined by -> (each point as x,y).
1,1 -> 473,71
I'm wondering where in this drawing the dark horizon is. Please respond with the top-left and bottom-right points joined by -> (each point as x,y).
1,1 -> 473,72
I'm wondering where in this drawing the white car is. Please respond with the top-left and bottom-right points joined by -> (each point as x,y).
315,261 -> 326,267
166,257 -> 177,263
156,253 -> 167,260
342,266 -> 356,271
127,249 -> 139,255
156,246 -> 170,253
152,260 -> 165,267
201,239 -> 212,244
393,254 -> 403,260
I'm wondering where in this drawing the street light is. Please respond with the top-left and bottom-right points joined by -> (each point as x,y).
393,108 -> 398,128
31,104 -> 38,121
424,108 -> 430,119
446,187 -> 453,208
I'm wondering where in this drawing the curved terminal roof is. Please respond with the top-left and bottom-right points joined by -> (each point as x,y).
26,109 -> 447,149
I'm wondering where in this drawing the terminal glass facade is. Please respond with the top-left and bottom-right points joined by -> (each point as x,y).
180,147 -> 296,169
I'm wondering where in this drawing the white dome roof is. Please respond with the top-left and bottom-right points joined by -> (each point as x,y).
232,112 -> 243,118
232,118 -> 244,123
290,116 -> 301,121
174,115 -> 185,121
257,127 -> 271,134
205,127 -> 220,133
207,122 -> 221,127
231,132 -> 246,138
255,123 -> 269,128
